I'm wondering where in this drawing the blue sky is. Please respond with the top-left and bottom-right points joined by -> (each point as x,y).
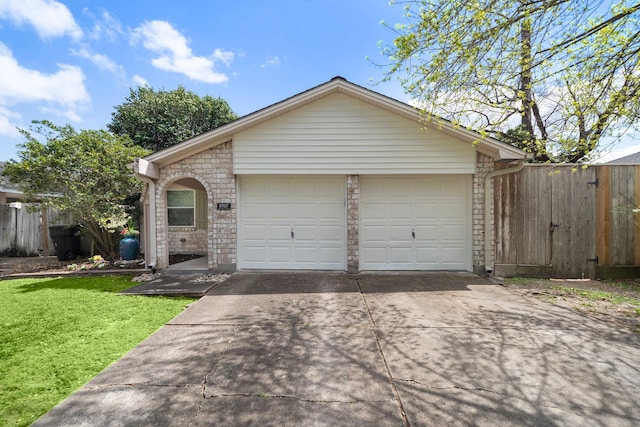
0,0 -> 409,161
0,0 -> 636,163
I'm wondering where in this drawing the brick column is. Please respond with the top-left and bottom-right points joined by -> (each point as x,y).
473,153 -> 495,274
346,175 -> 359,273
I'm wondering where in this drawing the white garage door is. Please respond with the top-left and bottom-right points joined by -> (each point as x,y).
360,176 -> 471,270
239,176 -> 346,270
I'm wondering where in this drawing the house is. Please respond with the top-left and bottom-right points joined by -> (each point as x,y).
606,151 -> 640,165
0,161 -> 27,204
134,77 -> 527,274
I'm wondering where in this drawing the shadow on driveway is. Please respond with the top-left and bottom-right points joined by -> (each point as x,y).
33,272 -> 640,426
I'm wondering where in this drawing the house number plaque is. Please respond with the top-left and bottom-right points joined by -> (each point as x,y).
216,203 -> 232,210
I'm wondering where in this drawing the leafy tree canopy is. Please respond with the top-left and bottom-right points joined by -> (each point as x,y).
2,121 -> 150,257
381,0 -> 640,162
108,85 -> 237,152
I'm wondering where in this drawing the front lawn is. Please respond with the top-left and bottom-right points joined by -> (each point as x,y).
0,276 -> 196,427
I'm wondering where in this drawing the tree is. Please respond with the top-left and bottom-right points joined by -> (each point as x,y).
2,121 -> 150,258
108,85 -> 237,152
380,0 -> 640,162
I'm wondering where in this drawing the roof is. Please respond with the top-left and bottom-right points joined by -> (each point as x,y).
606,151 -> 640,165
0,161 -> 26,198
138,77 -> 528,172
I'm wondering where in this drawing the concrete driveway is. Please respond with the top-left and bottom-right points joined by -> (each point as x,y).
33,272 -> 640,426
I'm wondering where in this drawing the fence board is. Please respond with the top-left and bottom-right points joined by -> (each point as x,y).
610,166 -> 635,265
0,205 -> 13,254
595,167 -> 612,265
0,204 -> 80,256
520,167 -> 552,265
635,166 -> 640,266
550,167 -> 596,278
494,170 -> 518,264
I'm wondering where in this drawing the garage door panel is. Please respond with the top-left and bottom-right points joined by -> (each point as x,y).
389,226 -> 412,242
239,176 -> 346,270
362,225 -> 387,242
361,203 -> 386,219
360,175 -> 471,271
268,203 -> 291,219
268,224 -> 292,239
318,247 -> 343,263
415,247 -> 439,263
243,203 -> 267,219
243,246 -> 266,264
414,225 -> 438,238
268,246 -> 292,263
440,247 -> 467,263
414,203 -> 438,218
440,203 -> 465,217
390,204 -> 412,219
269,179 -> 292,196
292,180 -> 316,195
294,225 -> 319,241
317,204 -> 344,219
318,225 -> 344,241
386,180 -> 412,196
293,203 -> 343,218
390,247 -> 412,263
440,225 -> 465,241
294,203 -> 317,218
294,246 -> 318,262
244,224 -> 267,240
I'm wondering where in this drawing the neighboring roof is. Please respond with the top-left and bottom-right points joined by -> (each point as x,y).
606,151 -> 640,165
140,77 -> 527,171
0,161 -> 26,198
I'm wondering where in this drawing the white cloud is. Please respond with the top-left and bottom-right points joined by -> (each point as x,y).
260,56 -> 280,68
132,74 -> 148,87
84,9 -> 123,41
0,43 -> 89,128
0,0 -> 83,40
213,48 -> 234,67
40,106 -> 82,122
0,43 -> 89,106
0,107 -> 21,138
71,46 -> 122,75
132,20 -> 232,84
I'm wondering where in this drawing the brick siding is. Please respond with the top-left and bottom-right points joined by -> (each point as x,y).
155,142 -> 236,270
472,152 -> 495,274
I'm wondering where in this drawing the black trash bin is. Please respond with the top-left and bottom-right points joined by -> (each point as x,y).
49,225 -> 81,261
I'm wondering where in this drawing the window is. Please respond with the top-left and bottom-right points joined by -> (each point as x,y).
167,190 -> 195,226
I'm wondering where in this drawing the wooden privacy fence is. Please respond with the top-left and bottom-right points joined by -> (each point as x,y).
0,204 -> 75,257
494,164 -> 640,279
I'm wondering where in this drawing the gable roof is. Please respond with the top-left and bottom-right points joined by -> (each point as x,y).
606,151 -> 640,165
139,77 -> 527,171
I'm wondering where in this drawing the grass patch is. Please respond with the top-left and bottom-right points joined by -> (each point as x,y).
502,277 -> 640,328
547,285 -> 640,309
0,276 -> 195,427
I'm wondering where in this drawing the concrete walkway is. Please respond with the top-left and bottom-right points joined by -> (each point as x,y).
33,272 -> 640,426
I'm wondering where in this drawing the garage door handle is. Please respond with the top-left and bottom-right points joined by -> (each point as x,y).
412,229 -> 415,239
291,228 -> 295,239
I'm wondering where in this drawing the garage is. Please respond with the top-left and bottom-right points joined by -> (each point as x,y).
238,176 -> 346,270
360,176 -> 471,270
137,77 -> 527,272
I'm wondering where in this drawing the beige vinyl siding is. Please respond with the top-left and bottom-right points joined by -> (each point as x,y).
233,93 -> 475,175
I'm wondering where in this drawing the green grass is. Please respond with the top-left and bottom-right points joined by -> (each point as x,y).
549,285 -> 640,312
0,276 -> 196,427
503,277 -> 640,317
